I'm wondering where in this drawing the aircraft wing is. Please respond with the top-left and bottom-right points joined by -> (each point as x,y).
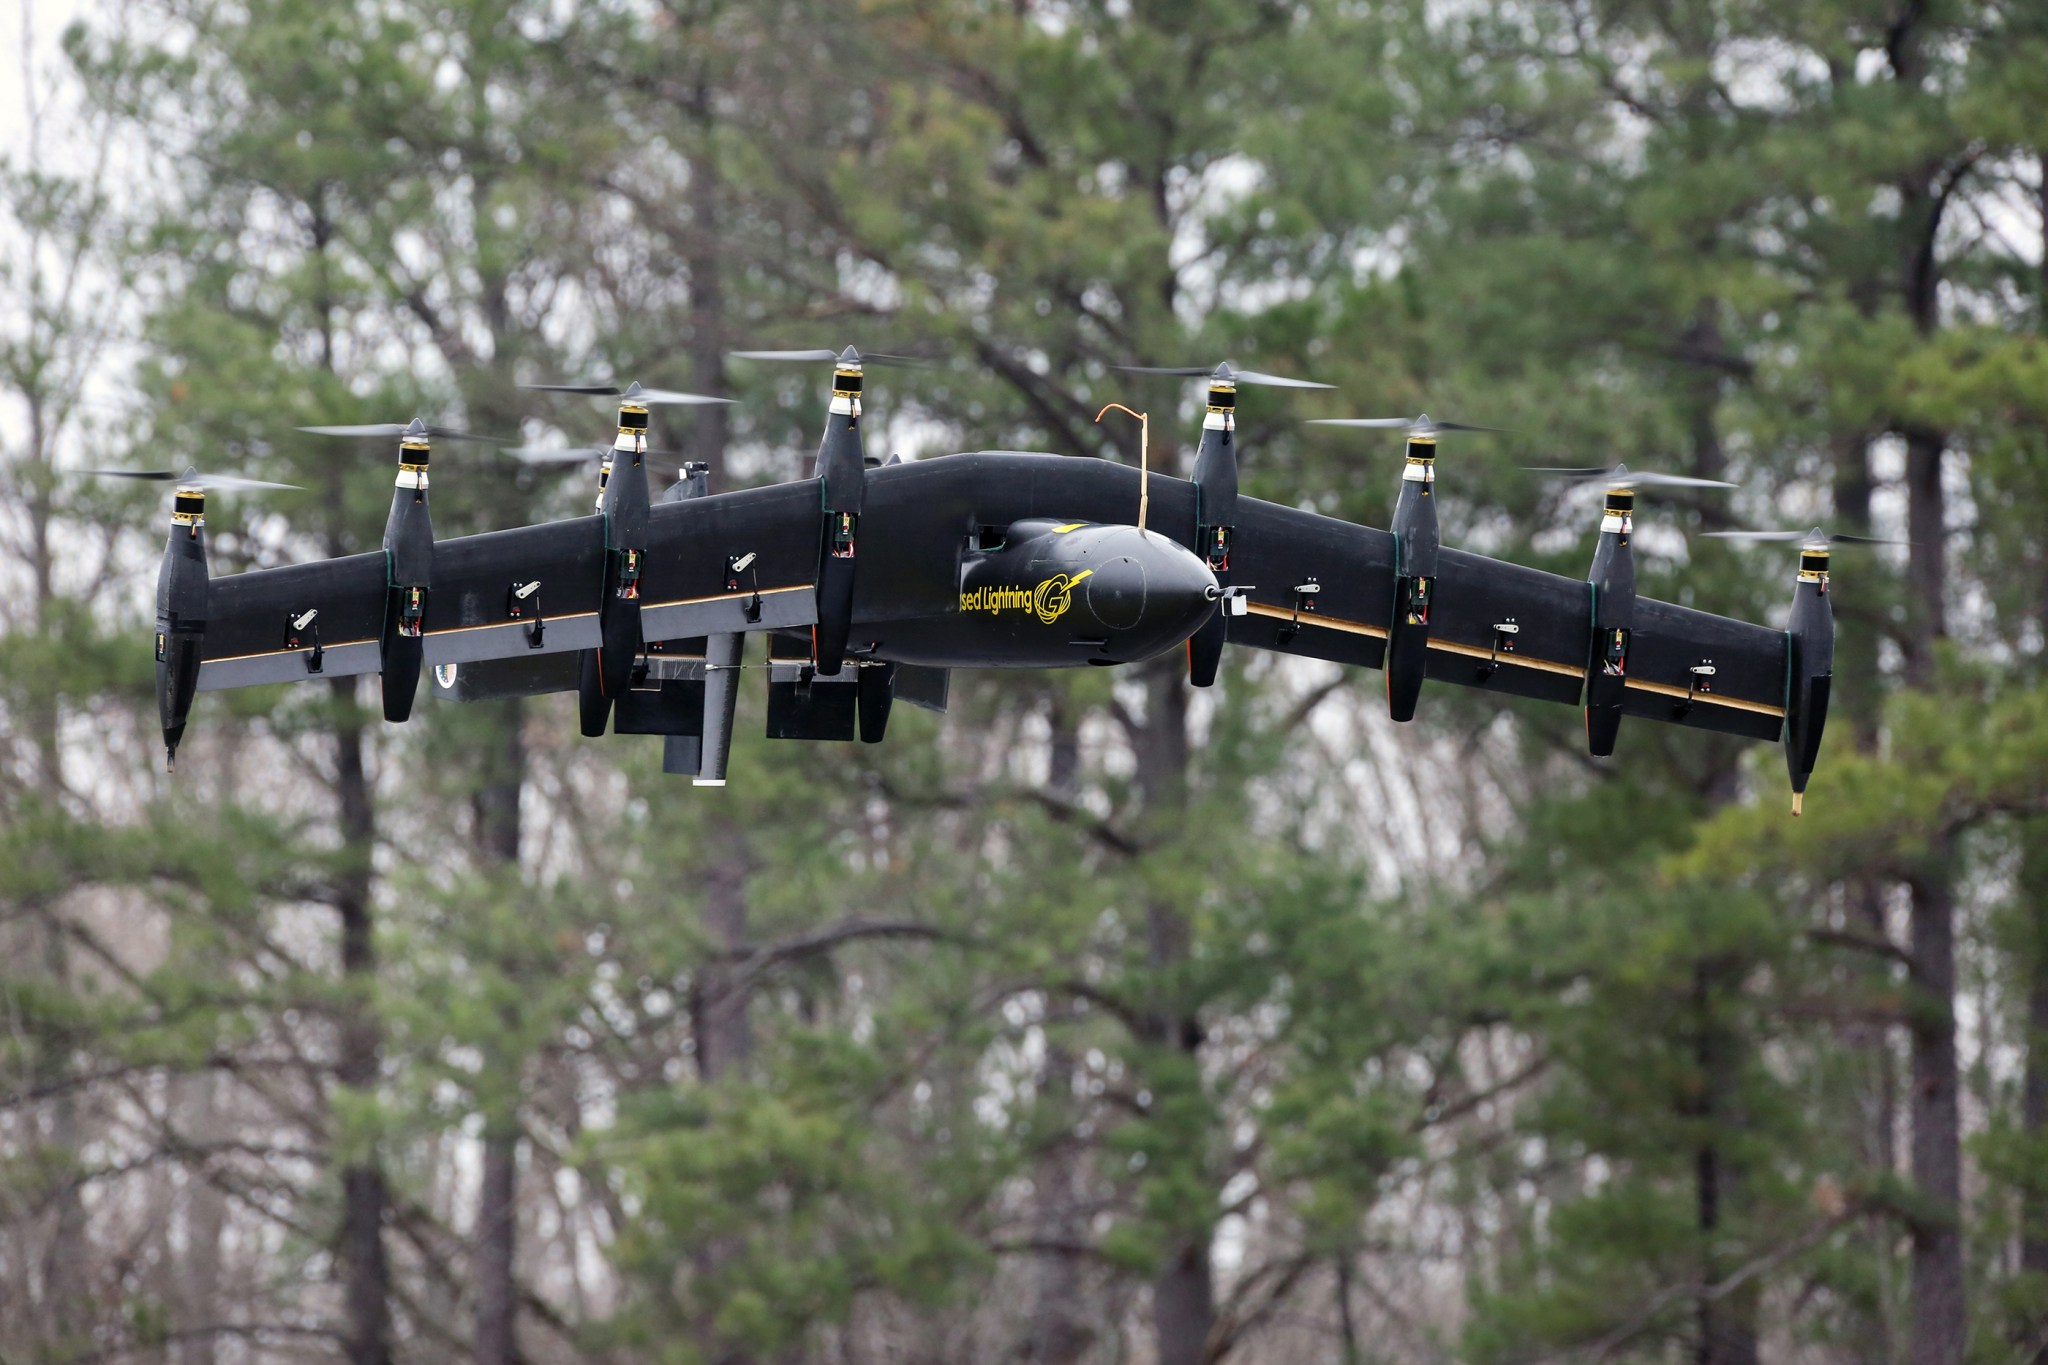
1224,497 -> 1787,742
196,483 -> 822,694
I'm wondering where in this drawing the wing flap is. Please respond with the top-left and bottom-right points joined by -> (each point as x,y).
1223,497 -> 1395,668
1619,598 -> 1786,741
422,516 -> 607,664
1426,548 -> 1591,706
198,552 -> 389,691
638,481 -> 822,643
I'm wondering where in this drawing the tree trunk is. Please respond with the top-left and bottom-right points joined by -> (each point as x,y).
472,702 -> 526,1365
685,71 -> 730,481
177,1072 -> 228,1365
2016,147 -> 2048,1365
1833,431 -> 1900,1362
473,1129 -> 519,1365
331,685 -> 392,1365
1020,1043 -> 1096,1365
1903,418 -> 1963,1365
1694,963 -> 1759,1365
1131,664 -> 1213,1365
39,920 -> 89,1349
1676,305 -> 1760,1365
2022,830 -> 2048,1363
1908,860 -> 1963,1365
694,836 -> 754,1084
1887,3 -> 1965,1344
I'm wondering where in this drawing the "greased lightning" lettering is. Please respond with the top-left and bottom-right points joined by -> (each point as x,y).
959,570 -> 1093,625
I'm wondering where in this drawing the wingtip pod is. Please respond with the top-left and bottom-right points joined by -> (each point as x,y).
155,485 -> 210,773
1782,545 -> 1834,820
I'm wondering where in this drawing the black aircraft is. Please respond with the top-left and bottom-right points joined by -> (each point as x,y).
135,352 -> 1836,808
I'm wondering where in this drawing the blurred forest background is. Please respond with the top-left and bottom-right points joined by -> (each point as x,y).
3,0 -> 2047,1362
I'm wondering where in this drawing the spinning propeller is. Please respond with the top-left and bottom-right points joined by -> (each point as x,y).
730,346 -> 928,368
502,445 -> 692,465
519,380 -> 732,406
297,418 -> 499,442
1117,360 -> 1332,389
1307,412 -> 1503,436
83,467 -> 301,492
1704,527 -> 1901,546
1526,462 -> 1737,491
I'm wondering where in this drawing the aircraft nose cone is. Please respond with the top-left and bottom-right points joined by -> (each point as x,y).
1113,529 -> 1219,634
1086,555 -> 1149,630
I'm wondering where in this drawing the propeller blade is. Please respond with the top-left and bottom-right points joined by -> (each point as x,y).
1703,529 -> 1903,545
1230,368 -> 1334,390
503,445 -> 691,466
80,468 -> 300,491
730,349 -> 841,362
502,445 -> 609,464
1527,465 -> 1736,490
521,382 -> 734,405
298,423 -> 414,437
1116,363 -> 1330,388
1611,471 -> 1739,490
297,422 -> 499,443
733,349 -> 933,370
632,388 -> 736,405
193,473 -> 305,491
1311,413 -> 1501,435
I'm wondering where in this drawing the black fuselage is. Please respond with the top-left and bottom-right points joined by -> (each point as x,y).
817,453 -> 1220,670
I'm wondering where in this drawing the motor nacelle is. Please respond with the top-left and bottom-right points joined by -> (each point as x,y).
1784,543 -> 1835,814
156,487 -> 211,770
